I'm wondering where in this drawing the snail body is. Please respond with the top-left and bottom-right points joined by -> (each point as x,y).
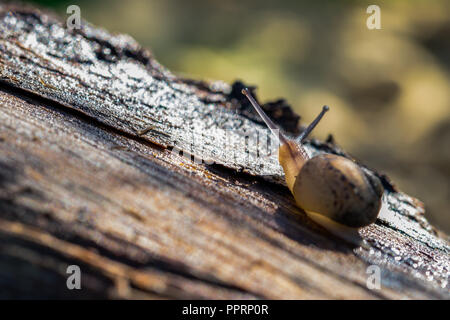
242,88 -> 383,244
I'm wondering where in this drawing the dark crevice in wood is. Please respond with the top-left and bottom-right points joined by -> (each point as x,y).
1,4 -> 448,299
0,80 -> 167,152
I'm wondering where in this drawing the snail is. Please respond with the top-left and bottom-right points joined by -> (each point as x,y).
241,88 -> 383,245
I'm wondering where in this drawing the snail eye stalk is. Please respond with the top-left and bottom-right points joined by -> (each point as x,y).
296,105 -> 329,143
241,88 -> 288,145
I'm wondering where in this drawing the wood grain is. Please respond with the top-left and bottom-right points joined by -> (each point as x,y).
0,3 -> 448,299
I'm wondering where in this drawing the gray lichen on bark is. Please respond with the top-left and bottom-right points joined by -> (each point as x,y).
0,4 -> 448,299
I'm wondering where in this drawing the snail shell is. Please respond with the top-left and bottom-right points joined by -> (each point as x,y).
292,153 -> 383,228
278,140 -> 383,229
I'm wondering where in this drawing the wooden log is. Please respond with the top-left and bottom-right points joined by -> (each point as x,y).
0,3 -> 448,299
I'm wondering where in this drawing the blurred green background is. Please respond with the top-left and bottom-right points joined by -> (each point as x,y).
24,0 -> 450,232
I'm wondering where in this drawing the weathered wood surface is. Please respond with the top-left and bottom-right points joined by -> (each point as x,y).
0,4 -> 448,299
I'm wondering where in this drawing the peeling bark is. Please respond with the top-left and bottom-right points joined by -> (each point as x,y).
0,4 -> 448,299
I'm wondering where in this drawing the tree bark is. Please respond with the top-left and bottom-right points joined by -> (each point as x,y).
0,3 -> 448,299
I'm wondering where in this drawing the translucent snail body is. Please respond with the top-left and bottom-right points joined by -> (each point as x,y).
242,88 -> 383,244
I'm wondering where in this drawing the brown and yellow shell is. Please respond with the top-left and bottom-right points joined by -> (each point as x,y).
292,154 -> 383,228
